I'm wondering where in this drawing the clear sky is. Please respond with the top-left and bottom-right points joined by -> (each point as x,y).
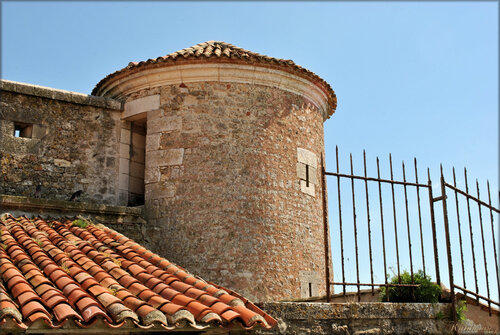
1,1 -> 498,298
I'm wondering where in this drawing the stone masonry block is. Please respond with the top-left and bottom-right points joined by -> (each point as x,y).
118,173 -> 129,190
308,167 -> 318,185
145,167 -> 160,184
145,181 -> 175,200
146,148 -> 184,168
123,94 -> 160,119
119,158 -> 130,175
300,179 -> 315,197
119,143 -> 130,159
297,162 -> 307,180
130,161 -> 145,178
54,159 -> 71,167
146,133 -> 160,152
131,145 -> 145,163
297,163 -> 317,185
129,176 -> 144,194
148,116 -> 182,134
132,132 -> 145,149
297,147 -> 317,168
120,128 -> 131,145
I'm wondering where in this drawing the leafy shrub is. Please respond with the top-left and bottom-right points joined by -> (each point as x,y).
456,299 -> 467,322
380,270 -> 441,303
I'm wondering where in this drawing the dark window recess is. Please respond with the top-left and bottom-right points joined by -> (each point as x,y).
308,282 -> 313,297
13,123 -> 33,138
306,164 -> 310,187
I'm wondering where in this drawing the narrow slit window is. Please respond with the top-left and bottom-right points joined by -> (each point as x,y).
13,123 -> 33,138
308,282 -> 313,297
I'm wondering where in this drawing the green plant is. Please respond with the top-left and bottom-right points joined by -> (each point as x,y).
456,299 -> 467,322
434,311 -> 445,320
380,270 -> 441,303
71,219 -> 88,228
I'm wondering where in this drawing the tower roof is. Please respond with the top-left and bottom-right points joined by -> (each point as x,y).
92,41 -> 337,116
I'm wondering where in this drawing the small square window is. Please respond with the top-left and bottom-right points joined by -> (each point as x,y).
13,123 -> 33,138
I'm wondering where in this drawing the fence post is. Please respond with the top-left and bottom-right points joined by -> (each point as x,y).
440,167 -> 457,324
321,154 -> 331,302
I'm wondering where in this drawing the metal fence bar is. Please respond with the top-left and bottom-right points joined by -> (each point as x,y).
363,151 -> 374,294
402,161 -> 414,285
321,155 -> 331,302
452,168 -> 466,289
414,158 -> 426,277
454,285 -> 500,307
428,169 -> 441,286
389,154 -> 401,282
440,166 -> 457,323
336,147 -> 346,296
476,180 -> 491,315
350,154 -> 361,301
487,181 -> 500,303
464,168 -> 479,302
324,172 -> 429,188
444,181 -> 500,213
377,157 -> 389,301
331,282 -> 419,288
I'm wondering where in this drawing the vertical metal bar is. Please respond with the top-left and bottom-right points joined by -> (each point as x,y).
464,168 -> 479,302
452,168 -> 466,289
336,146 -> 346,295
414,158 -> 426,277
487,181 -> 500,303
440,166 -> 457,324
321,154 -> 331,302
428,168 -> 441,286
350,153 -> 361,301
377,158 -> 389,300
402,161 -> 414,284
476,180 -> 491,315
363,150 -> 374,294
389,154 -> 401,281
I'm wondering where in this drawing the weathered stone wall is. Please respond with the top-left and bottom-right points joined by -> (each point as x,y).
129,81 -> 330,302
252,302 -> 455,335
0,80 -> 123,205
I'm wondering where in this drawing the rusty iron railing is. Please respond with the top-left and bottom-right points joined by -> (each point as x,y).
321,147 -> 499,320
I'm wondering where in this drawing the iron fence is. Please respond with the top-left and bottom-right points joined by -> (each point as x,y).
321,147 -> 499,321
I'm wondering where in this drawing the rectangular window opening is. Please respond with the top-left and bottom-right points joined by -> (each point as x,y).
308,282 -> 313,297
13,123 -> 33,138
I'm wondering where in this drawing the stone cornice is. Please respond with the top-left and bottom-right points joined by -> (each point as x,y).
94,61 -> 334,121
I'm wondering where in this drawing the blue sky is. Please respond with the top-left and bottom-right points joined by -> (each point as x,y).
1,1 -> 498,298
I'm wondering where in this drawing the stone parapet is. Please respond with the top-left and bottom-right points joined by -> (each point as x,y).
253,302 -> 454,335
0,79 -> 122,110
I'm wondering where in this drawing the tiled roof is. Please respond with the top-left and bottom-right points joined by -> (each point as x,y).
92,41 -> 337,115
0,214 -> 276,331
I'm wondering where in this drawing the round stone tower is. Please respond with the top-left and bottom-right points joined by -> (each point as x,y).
93,41 -> 337,302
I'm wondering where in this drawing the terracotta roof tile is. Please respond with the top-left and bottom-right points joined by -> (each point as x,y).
0,214 -> 276,331
91,41 -> 337,116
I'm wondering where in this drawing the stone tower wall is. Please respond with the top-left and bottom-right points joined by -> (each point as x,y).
127,81 -> 328,302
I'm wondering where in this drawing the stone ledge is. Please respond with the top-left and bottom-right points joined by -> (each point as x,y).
0,194 -> 142,220
0,79 -> 122,110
